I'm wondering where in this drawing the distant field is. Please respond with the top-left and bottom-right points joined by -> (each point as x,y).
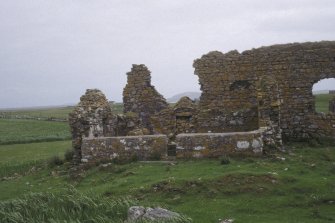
0,103 -> 124,145
0,95 -> 332,122
315,94 -> 333,113
0,119 -> 70,145
0,106 -> 74,120
0,103 -> 124,120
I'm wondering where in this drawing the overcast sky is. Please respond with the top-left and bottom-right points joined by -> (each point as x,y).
0,0 -> 335,108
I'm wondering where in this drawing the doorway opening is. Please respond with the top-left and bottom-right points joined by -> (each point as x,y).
312,78 -> 335,113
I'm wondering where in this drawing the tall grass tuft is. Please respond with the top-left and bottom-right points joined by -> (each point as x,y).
0,187 -> 134,223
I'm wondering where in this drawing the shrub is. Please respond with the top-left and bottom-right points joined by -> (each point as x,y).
220,155 -> 230,165
64,149 -> 74,162
48,155 -> 63,167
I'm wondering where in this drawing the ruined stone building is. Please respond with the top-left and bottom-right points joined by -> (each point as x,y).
69,41 -> 335,163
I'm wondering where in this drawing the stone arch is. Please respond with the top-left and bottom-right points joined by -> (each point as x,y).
300,77 -> 335,140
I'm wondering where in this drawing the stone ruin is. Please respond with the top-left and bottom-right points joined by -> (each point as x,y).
69,89 -> 113,162
123,64 -> 169,133
69,41 -> 335,163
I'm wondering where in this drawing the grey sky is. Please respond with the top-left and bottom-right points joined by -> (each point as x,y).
0,0 -> 335,108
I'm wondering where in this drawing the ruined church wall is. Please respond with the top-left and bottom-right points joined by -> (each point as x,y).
71,41 -> 335,165
305,113 -> 335,139
194,41 -> 335,140
193,51 -> 259,133
243,41 -> 335,140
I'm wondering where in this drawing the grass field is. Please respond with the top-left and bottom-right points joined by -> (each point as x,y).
0,103 -> 124,120
0,143 -> 334,222
0,106 -> 74,120
0,141 -> 71,178
315,94 -> 334,113
0,119 -> 70,145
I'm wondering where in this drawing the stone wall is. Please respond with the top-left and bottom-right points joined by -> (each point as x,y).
193,51 -> 259,133
305,113 -> 335,139
245,41 -> 335,140
176,131 -> 263,158
81,135 -> 168,162
257,76 -> 282,148
81,130 -> 265,162
123,65 -> 168,133
194,41 -> 335,141
151,96 -> 197,136
109,113 -> 150,137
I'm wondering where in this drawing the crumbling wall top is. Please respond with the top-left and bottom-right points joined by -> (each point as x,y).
76,89 -> 110,109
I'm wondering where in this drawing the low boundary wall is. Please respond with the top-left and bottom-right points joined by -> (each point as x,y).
176,131 -> 263,158
81,131 -> 264,162
81,135 -> 168,162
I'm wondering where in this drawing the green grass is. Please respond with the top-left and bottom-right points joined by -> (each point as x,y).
0,141 -> 70,178
0,119 -> 71,145
0,188 -> 190,223
112,103 -> 124,114
0,142 -> 334,222
0,103 -> 124,120
0,103 -> 123,145
0,188 -> 135,223
315,94 -> 334,113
